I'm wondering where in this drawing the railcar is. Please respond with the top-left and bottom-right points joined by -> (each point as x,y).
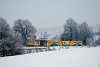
26,39 -> 83,47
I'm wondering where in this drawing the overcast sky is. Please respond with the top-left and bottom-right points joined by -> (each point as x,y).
0,0 -> 100,28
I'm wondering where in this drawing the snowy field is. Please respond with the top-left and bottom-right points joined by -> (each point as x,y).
0,46 -> 100,67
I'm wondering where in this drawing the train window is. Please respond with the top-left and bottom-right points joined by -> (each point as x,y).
31,41 -> 32,43
30,41 -> 31,43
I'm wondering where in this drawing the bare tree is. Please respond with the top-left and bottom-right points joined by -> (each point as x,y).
13,19 -> 37,45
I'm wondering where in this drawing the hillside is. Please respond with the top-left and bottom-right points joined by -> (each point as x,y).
0,46 -> 100,67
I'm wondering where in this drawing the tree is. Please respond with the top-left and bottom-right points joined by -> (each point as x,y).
60,18 -> 93,46
98,26 -> 100,37
95,26 -> 100,45
61,18 -> 79,41
13,19 -> 37,45
0,17 -> 24,57
0,17 -> 11,39
79,22 -> 93,45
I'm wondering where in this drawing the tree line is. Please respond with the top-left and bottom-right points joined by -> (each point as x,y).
60,18 -> 96,46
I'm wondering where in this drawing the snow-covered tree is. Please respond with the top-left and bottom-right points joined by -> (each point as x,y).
61,18 -> 93,46
95,26 -> 100,45
98,26 -> 100,37
79,22 -> 93,45
13,19 -> 37,45
0,17 -> 11,39
0,17 -> 24,57
61,18 -> 79,41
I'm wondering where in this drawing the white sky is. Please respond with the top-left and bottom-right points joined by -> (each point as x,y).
0,0 -> 100,28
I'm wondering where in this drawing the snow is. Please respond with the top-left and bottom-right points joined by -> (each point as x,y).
0,46 -> 100,67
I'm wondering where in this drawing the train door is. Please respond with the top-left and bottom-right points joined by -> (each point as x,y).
40,40 -> 46,46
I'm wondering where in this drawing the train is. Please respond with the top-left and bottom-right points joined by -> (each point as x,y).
26,39 -> 83,48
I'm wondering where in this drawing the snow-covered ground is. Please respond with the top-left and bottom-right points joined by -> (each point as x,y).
0,46 -> 100,67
